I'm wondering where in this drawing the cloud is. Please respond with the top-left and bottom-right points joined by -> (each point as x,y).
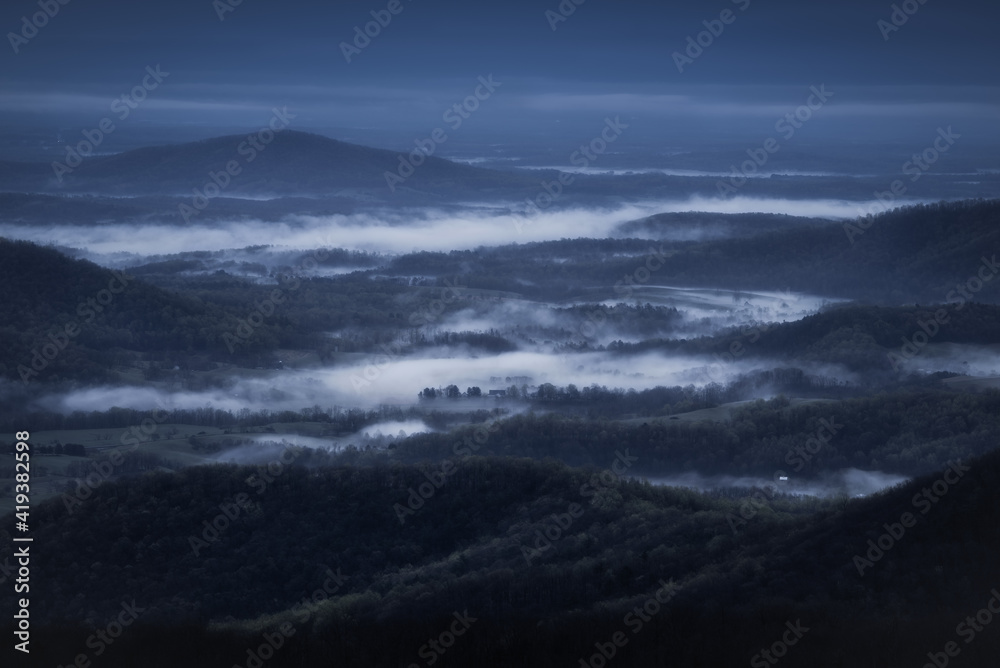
645,468 -> 909,497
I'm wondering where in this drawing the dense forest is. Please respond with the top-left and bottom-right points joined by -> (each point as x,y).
374,200 -> 1000,303
3,447 -> 999,667
3,0 -> 1000,661
388,388 -> 1000,477
3,198 -> 1000,666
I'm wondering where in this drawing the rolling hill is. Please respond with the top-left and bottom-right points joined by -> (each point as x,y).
0,130 -> 534,199
0,238 -> 284,384
4,448 -> 999,667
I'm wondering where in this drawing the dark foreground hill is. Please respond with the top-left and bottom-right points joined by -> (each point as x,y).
4,448 -> 999,667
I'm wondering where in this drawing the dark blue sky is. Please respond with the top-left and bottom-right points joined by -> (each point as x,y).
2,0 -> 998,151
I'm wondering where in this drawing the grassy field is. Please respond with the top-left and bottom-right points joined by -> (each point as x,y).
619,397 -> 836,426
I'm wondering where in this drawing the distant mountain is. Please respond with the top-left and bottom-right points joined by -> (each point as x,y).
0,131 -> 534,199
2,132 -> 999,204
0,192 -> 357,225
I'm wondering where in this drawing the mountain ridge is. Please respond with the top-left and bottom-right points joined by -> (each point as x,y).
0,130 -> 533,198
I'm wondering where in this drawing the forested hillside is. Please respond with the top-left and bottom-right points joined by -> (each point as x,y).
4,449 -> 998,667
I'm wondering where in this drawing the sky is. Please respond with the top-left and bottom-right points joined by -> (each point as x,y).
1,0 -> 999,153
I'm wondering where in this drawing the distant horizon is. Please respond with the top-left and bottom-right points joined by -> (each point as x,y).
3,0 -> 999,162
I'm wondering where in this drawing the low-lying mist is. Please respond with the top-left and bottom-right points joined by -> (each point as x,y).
35,350 -> 857,414
431,284 -> 838,346
645,468 -> 909,498
209,419 -> 434,464
0,196 -> 908,261
601,286 -> 842,337
891,342 -> 1000,377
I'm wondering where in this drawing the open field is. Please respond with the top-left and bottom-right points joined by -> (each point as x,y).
619,397 -> 836,425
